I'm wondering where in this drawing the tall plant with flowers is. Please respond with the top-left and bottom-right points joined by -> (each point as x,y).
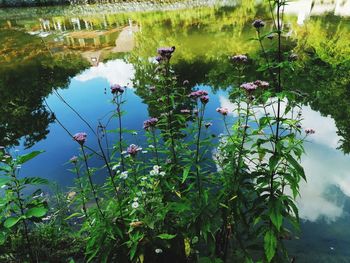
213,1 -> 314,262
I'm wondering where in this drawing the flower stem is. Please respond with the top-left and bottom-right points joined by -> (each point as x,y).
74,163 -> 90,223
81,146 -> 104,218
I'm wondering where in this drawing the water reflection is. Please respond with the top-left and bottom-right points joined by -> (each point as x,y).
75,59 -> 135,86
0,29 -> 89,148
284,0 -> 350,25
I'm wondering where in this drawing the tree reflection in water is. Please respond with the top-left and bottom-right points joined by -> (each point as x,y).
0,30 -> 89,147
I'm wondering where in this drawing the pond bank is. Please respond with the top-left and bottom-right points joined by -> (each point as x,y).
0,0 -> 230,9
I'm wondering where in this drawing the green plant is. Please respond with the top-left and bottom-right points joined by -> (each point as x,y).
0,148 -> 49,261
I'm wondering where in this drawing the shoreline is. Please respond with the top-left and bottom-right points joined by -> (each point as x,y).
0,0 -> 236,20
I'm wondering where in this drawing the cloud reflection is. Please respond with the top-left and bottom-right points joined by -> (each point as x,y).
75,59 -> 135,87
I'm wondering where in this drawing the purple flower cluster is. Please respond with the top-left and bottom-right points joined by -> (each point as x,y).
252,19 -> 265,29
305,128 -> 315,135
111,84 -> 125,94
188,90 -> 210,104
216,107 -> 229,116
230,54 -> 248,64
189,90 -> 208,98
254,80 -> 269,89
73,132 -> 87,145
240,82 -> 258,92
156,46 -> 176,62
143,117 -> 159,130
127,144 -> 142,157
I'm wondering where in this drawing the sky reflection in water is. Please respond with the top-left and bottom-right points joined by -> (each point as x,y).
20,58 -> 350,225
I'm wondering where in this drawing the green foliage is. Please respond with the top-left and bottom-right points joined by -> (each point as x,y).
0,1 -> 312,262
0,148 -> 49,261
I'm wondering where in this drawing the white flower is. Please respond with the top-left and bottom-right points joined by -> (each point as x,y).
155,248 -> 163,254
150,170 -> 158,176
120,171 -> 128,179
153,165 -> 160,171
159,171 -> 166,177
131,201 -> 139,209
112,163 -> 120,171
42,215 -> 52,221
149,145 -> 155,148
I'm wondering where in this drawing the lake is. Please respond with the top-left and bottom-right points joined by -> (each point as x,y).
1,0 -> 350,261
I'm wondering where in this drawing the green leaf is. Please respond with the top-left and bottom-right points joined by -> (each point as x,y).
264,230 -> 277,262
0,231 -> 6,245
65,212 -> 82,220
269,154 -> 279,171
182,166 -> 191,183
157,233 -> 177,240
25,207 -> 48,218
269,200 -> 283,231
0,177 -> 11,187
22,177 -> 49,185
4,217 -> 21,228
129,243 -> 138,260
0,166 -> 12,173
286,154 -> 306,181
17,151 -> 44,164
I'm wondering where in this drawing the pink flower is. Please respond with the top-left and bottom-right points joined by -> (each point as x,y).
143,118 -> 158,130
230,54 -> 248,63
188,90 -> 208,99
252,19 -> 265,29
156,46 -> 176,61
200,95 -> 209,104
254,80 -> 269,89
73,132 -> 87,145
111,84 -> 125,94
216,107 -> 229,116
127,144 -> 142,157
240,82 -> 258,92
